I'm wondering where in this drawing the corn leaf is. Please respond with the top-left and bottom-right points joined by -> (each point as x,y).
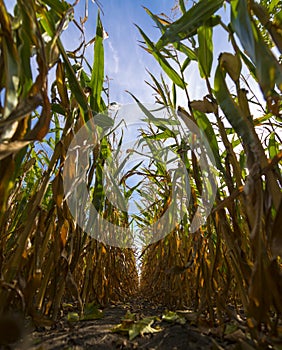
179,0 -> 186,14
145,128 -> 177,141
58,38 -> 89,118
231,0 -> 282,95
56,60 -> 69,109
156,0 -> 223,48
128,317 -> 161,340
0,5 -> 19,118
231,0 -> 256,62
42,0 -> 70,15
90,12 -> 104,113
214,65 -> 254,147
136,25 -> 186,89
143,7 -> 167,33
174,42 -> 197,61
193,111 -> 225,174
18,3 -> 33,96
268,132 -> 279,159
197,24 -> 213,78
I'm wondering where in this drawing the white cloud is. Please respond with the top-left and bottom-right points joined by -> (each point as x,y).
106,41 -> 119,75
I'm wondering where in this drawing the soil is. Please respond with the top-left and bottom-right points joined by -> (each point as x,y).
2,297 -> 275,350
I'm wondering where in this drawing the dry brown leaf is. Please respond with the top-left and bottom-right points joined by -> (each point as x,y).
0,140 -> 30,160
219,52 -> 242,82
190,97 -> 218,114
224,328 -> 245,342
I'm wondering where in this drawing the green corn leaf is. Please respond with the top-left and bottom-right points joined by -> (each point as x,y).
136,25 -> 186,89
80,70 -> 91,88
239,149 -> 247,171
100,137 -> 111,160
268,132 -> 279,159
125,180 -> 143,200
113,153 -> 134,181
38,6 -> 57,37
51,103 -> 65,115
93,113 -> 114,129
253,27 -> 282,94
193,110 -> 225,174
145,117 -> 180,126
92,162 -> 105,213
197,24 -> 213,78
58,38 -> 89,118
146,71 -> 168,105
67,312 -> 80,322
18,3 -> 34,96
126,91 -> 168,131
90,12 -> 104,113
174,42 -> 198,61
231,0 -> 256,62
239,50 -> 257,80
269,0 -> 281,12
231,0 -> 282,95
143,7 -> 166,33
82,302 -> 104,320
214,64 -> 254,147
144,7 -> 197,62
179,0 -> 186,14
53,113 -> 61,144
162,311 -> 186,324
274,8 -> 282,26
41,0 -> 70,16
2,42 -> 19,118
156,0 -> 224,48
230,138 -> 242,150
253,113 -> 273,126
145,128 -> 177,141
181,57 -> 191,72
107,171 -> 128,212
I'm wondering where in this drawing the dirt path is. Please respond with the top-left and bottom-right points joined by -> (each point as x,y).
7,298 -> 269,349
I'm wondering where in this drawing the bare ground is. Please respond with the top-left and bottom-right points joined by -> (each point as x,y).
2,297 -> 280,350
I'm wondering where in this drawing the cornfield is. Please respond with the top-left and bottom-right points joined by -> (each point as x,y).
0,0 -> 281,347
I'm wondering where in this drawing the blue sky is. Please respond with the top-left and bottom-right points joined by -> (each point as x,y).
63,0 -> 180,104
5,0 -> 264,108
64,0 -> 243,106
6,0 -> 180,103
5,0 -> 249,106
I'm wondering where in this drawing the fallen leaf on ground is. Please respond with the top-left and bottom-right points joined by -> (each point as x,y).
162,311 -> 186,325
112,316 -> 162,340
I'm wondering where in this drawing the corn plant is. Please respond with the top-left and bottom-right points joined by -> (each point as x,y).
0,0 -> 138,323
135,0 -> 282,339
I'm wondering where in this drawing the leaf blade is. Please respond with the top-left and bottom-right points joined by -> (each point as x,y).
136,25 -> 186,89
156,0 -> 223,48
